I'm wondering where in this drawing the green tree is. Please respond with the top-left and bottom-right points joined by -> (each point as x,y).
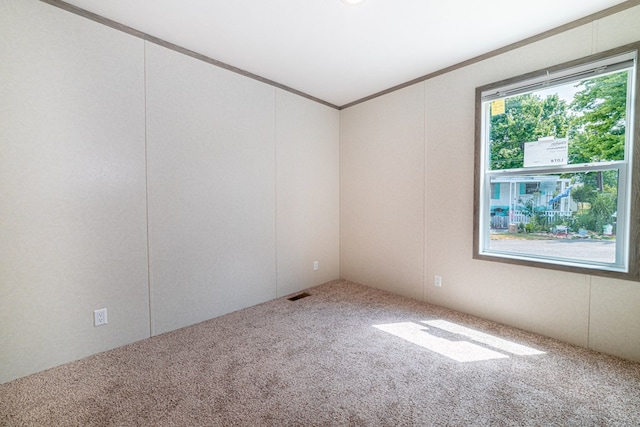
570,184 -> 595,213
569,71 -> 628,164
490,94 -> 569,170
590,192 -> 616,231
568,71 -> 627,194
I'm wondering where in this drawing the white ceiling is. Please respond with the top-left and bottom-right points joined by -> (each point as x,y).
61,0 -> 630,108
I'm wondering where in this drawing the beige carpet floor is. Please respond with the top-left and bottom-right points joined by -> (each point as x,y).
1,280 -> 639,426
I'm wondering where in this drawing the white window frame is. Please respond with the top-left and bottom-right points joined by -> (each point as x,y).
473,44 -> 640,281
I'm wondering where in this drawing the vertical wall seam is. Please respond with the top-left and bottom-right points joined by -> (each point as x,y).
144,41 -> 153,338
274,89 -> 279,297
422,83 -> 427,303
338,110 -> 342,280
338,109 -> 342,281
587,275 -> 592,349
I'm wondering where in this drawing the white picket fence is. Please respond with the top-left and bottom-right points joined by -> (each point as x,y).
491,210 -> 573,229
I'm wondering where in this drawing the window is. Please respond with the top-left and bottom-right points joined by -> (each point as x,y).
474,44 -> 640,280
490,183 -> 500,200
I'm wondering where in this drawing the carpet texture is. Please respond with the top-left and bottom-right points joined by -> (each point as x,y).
1,280 -> 639,426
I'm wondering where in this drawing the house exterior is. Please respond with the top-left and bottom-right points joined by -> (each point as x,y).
490,176 -> 575,228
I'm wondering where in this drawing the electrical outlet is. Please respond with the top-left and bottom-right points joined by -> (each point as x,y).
94,308 -> 108,327
434,275 -> 442,287
313,261 -> 319,271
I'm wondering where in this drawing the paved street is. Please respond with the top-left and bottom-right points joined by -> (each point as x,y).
490,238 -> 616,263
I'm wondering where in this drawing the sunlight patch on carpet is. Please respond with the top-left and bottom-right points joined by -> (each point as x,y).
373,321 -> 544,362
422,320 -> 545,356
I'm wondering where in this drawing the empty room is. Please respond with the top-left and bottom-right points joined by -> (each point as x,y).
1,0 -> 640,425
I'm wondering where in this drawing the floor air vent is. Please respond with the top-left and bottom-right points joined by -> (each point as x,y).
288,292 -> 311,301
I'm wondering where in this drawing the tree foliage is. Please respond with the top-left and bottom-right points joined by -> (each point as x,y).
489,94 -> 570,170
569,71 -> 628,164
590,192 -> 617,230
570,184 -> 595,205
489,70 -> 628,172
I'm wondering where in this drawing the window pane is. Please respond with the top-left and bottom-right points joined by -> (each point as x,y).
488,70 -> 628,171
488,171 -> 619,265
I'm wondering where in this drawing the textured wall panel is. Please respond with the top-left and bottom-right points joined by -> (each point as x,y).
146,43 -> 277,335
0,0 -> 148,384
